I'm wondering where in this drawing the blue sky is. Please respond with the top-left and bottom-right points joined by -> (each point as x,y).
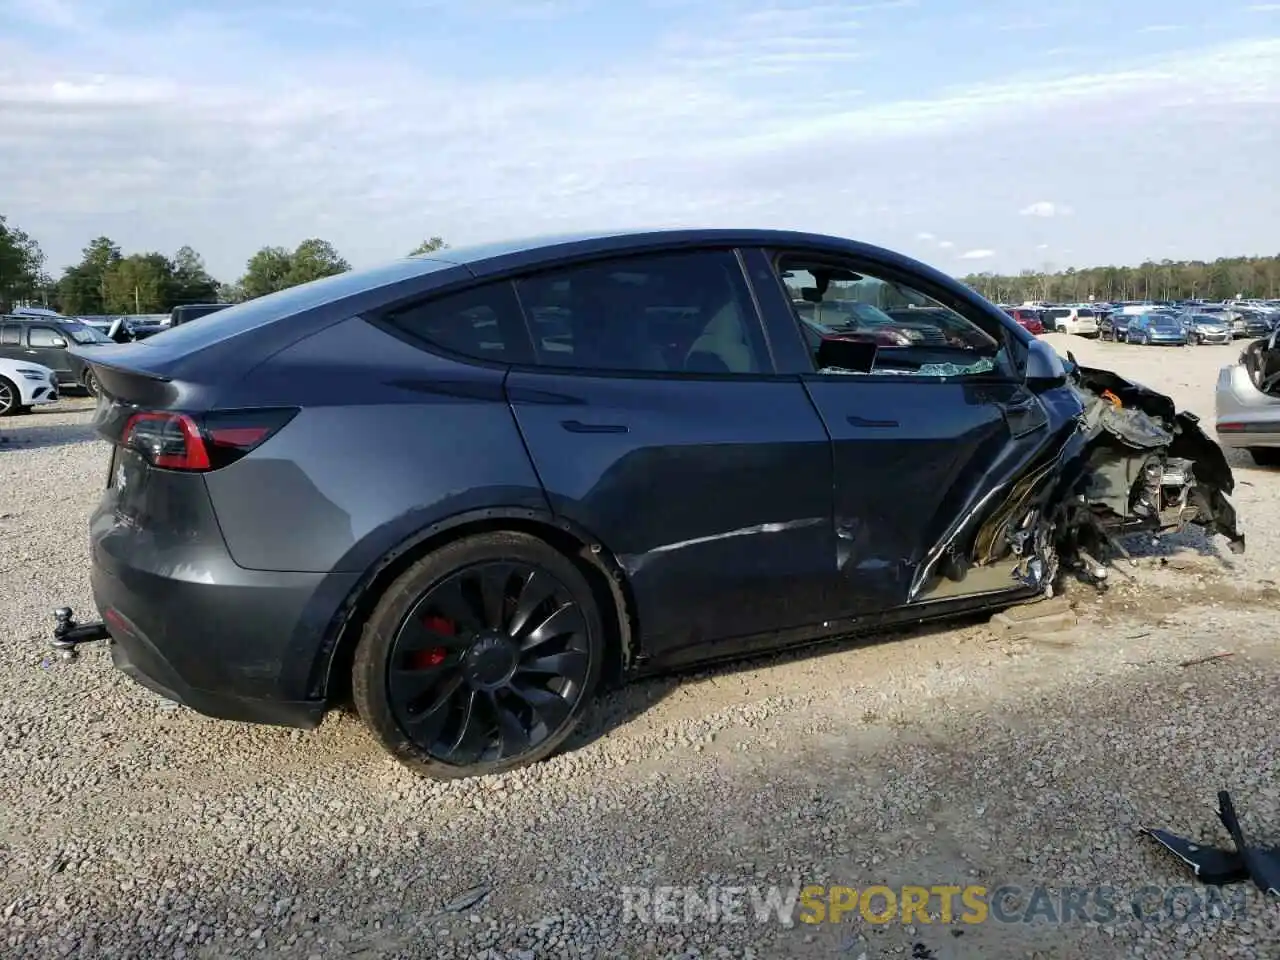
1,0 -> 1278,282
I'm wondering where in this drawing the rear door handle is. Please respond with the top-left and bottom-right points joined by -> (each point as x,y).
846,415 -> 898,428
561,419 -> 628,434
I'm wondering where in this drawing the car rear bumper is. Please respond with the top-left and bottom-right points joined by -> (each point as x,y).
89,484 -> 359,729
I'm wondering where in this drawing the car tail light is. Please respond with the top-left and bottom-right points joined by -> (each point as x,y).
121,408 -> 298,472
1216,422 -> 1245,433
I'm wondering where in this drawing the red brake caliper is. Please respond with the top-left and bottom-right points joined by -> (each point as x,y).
406,615 -> 454,669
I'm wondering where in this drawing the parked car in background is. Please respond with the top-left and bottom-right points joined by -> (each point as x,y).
1216,328 -> 1280,466
0,356 -> 59,416
1042,306 -> 1099,337
1180,313 -> 1232,345
169,303 -> 233,327
1235,311 -> 1274,339
1099,312 -> 1132,342
60,228 -> 1244,779
1127,312 -> 1188,346
0,315 -> 114,394
1005,307 -> 1045,335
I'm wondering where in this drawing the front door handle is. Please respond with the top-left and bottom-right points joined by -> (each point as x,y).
846,414 -> 898,428
561,419 -> 628,434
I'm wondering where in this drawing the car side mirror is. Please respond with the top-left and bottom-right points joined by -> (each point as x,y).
50,337 -> 67,348
1024,338 -> 1066,386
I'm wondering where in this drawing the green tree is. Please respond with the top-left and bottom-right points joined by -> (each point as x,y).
238,246 -> 295,300
237,239 -> 350,300
285,238 -> 350,287
170,245 -> 219,305
409,236 -> 449,256
102,253 -> 175,314
56,236 -> 122,315
0,215 -> 47,312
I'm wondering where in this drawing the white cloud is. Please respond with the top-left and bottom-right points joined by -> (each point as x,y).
1036,243 -> 1050,250
1140,24 -> 1185,32
915,231 -> 935,240
1,5 -> 1278,279
959,249 -> 996,260
1019,201 -> 1074,217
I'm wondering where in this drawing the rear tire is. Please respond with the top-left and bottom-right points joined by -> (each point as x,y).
1248,447 -> 1280,467
352,531 -> 606,779
82,370 -> 99,397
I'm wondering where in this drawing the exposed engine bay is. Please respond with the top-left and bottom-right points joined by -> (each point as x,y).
913,354 -> 1244,604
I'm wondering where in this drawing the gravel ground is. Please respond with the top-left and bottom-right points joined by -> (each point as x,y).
1,338 -> 1277,960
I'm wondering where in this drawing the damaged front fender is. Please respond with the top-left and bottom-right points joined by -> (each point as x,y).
911,354 -> 1244,604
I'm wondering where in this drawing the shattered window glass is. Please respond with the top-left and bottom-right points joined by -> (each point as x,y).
778,258 -> 1008,379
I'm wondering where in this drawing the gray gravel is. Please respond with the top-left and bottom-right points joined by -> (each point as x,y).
1,338 -> 1278,960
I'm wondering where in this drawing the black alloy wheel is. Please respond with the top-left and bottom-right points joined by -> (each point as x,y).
353,531 -> 604,778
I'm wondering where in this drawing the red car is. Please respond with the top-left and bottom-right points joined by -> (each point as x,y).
1006,308 -> 1045,335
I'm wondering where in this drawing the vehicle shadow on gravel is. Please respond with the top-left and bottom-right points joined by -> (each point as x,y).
0,421 -> 99,451
564,610 -> 996,754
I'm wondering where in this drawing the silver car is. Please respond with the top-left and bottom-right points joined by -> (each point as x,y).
1181,312 -> 1232,345
1215,331 -> 1280,466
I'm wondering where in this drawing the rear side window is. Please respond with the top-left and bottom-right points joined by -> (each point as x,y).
379,281 -> 531,364
0,325 -> 18,346
514,250 -> 767,375
28,326 -> 64,347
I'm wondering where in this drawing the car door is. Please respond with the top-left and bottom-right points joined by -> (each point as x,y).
24,325 -> 74,382
747,247 -> 1047,617
503,247 -> 838,664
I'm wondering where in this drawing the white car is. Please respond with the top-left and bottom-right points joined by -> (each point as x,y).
1043,306 -> 1099,337
0,357 -> 60,416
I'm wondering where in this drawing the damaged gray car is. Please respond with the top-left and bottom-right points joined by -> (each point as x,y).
1215,327 -> 1280,467
56,230 -> 1244,778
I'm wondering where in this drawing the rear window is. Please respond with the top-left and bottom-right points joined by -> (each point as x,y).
1076,309 -> 1095,317
1045,308 -> 1070,319
138,259 -> 456,353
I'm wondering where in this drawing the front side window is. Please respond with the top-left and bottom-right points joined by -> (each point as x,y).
63,322 -> 111,344
775,256 -> 1006,379
515,250 -> 767,375
28,326 -> 66,348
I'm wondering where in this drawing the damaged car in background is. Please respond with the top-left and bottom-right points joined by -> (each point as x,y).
50,230 -> 1244,780
1216,326 -> 1280,467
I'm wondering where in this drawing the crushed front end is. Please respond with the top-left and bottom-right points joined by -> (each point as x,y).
1059,358 -> 1246,570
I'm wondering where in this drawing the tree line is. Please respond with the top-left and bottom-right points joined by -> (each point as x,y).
963,254 -> 1280,305
0,212 -> 448,315
8,210 -> 1277,315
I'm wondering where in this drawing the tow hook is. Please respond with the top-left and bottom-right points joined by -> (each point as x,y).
52,607 -> 110,661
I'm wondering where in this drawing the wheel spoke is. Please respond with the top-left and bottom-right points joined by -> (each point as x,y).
442,689 -> 492,764
477,565 -> 512,631
508,570 -> 559,639
489,692 -> 531,758
519,649 -> 588,681
518,602 -> 586,654
396,615 -> 466,654
427,577 -> 484,634
394,669 -> 463,718
509,680 -> 571,734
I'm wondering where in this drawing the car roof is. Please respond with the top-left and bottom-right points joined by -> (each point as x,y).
412,228 -> 931,275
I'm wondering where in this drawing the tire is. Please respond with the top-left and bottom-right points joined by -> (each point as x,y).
82,369 -> 99,397
353,531 -> 606,779
0,377 -> 18,417
1248,447 -> 1280,467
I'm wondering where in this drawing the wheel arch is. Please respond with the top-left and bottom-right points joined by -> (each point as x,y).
312,507 -> 638,707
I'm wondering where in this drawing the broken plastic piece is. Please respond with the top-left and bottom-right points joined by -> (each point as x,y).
1142,790 -> 1280,897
